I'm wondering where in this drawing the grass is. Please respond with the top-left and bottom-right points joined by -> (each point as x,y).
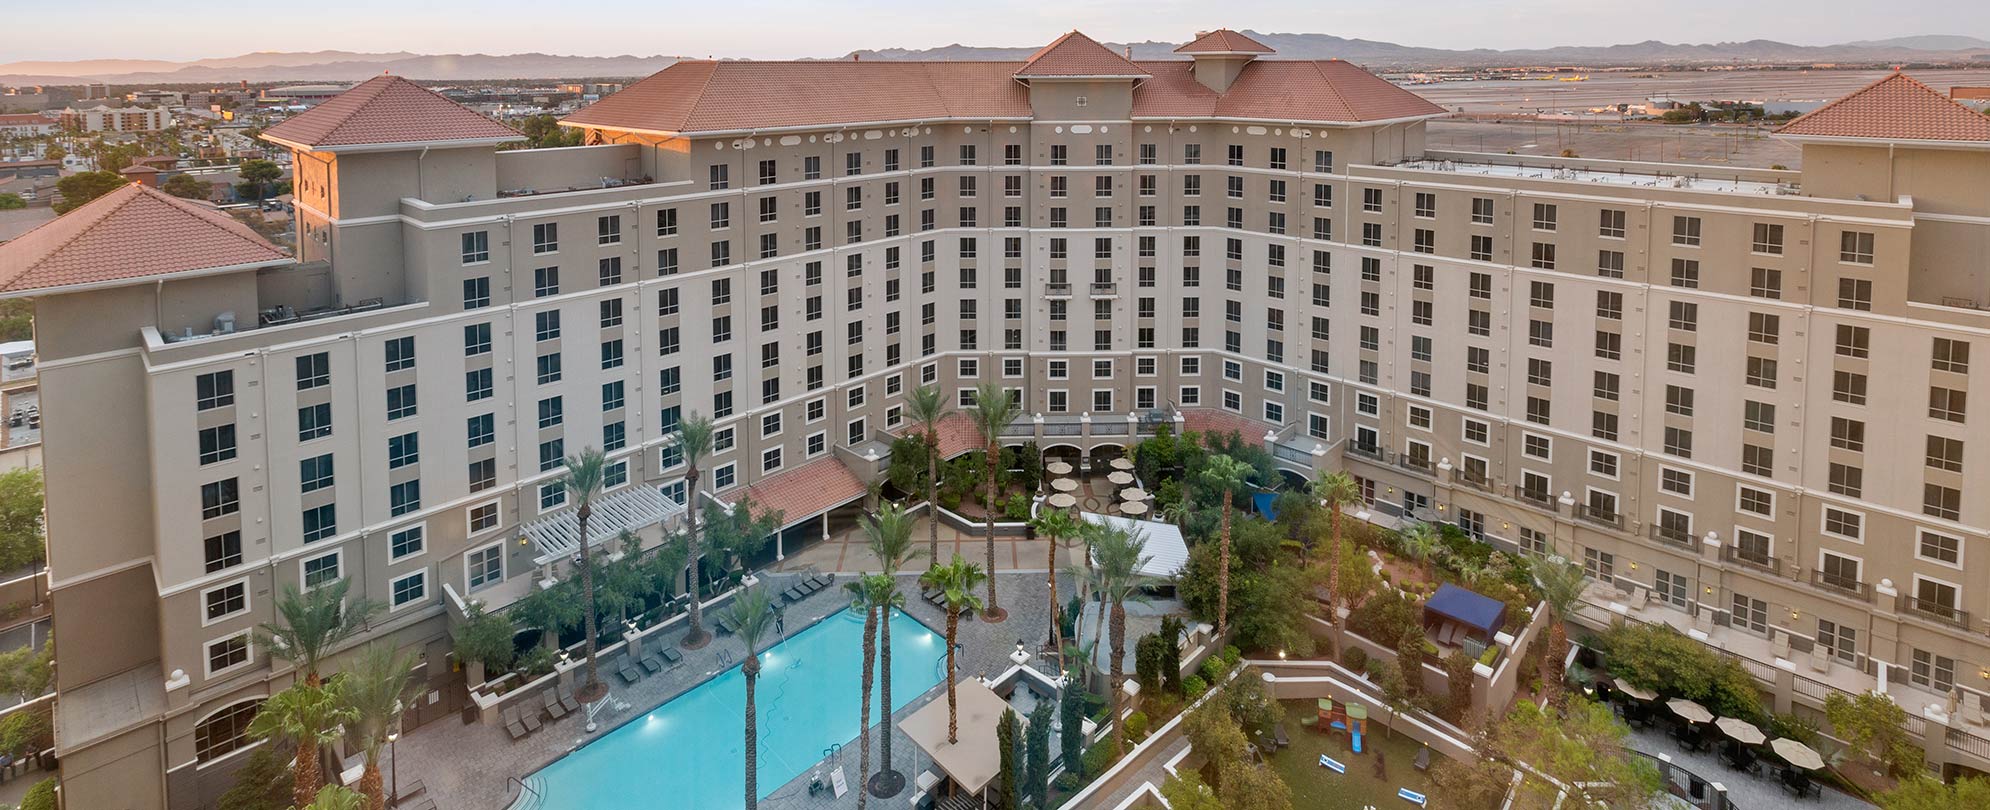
1268,700 -> 1442,810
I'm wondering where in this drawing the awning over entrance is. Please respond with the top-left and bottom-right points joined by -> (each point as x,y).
719,456 -> 868,531
1079,512 -> 1189,579
892,411 -> 984,460
527,484 -> 685,565
899,677 -> 1010,795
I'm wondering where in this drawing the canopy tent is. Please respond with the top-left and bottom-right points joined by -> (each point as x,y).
899,678 -> 1012,796
1109,457 -> 1135,471
1107,471 -> 1134,486
1046,461 -> 1074,476
1613,678 -> 1658,702
1120,487 -> 1148,502
1045,493 -> 1077,509
1716,717 -> 1766,745
1668,698 -> 1713,724
1050,478 -> 1079,493
1251,491 -> 1280,520
1422,583 -> 1507,642
1119,502 -> 1149,516
1080,512 -> 1189,579
1771,738 -> 1824,770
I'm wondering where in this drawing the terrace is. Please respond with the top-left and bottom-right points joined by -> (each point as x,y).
1391,157 -> 1796,195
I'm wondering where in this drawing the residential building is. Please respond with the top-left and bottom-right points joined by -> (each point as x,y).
0,114 -> 57,137
58,105 -> 173,133
5,31 -> 1990,807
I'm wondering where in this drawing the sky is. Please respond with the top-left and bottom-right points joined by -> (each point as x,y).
6,0 -> 1989,62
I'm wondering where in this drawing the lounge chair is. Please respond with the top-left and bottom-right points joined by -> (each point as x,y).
641,654 -> 664,674
1413,746 -> 1432,772
404,799 -> 437,810
520,708 -> 542,733
557,685 -> 580,712
542,689 -> 568,719
504,707 -> 528,740
618,657 -> 643,684
783,586 -> 803,602
661,647 -> 684,665
1273,723 -> 1290,749
395,780 -> 427,805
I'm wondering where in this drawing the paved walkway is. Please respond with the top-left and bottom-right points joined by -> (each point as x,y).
769,514 -> 1089,576
1626,726 -> 1875,810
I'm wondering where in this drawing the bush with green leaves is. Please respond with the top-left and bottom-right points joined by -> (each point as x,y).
1597,622 -> 1765,724
16,777 -> 55,810
1341,646 -> 1369,672
1826,690 -> 1923,778
1184,674 -> 1209,700
1135,633 -> 1169,694
452,602 -> 517,676
217,739 -> 295,810
1347,589 -> 1422,649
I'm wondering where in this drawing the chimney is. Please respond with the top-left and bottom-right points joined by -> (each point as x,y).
1124,46 -> 1133,59
852,52 -> 861,62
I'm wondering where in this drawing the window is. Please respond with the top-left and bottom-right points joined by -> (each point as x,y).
1919,530 -> 1961,566
1672,216 -> 1701,246
302,504 -> 336,542
1912,649 -> 1956,692
201,478 -> 239,520
1823,507 -> 1863,541
299,453 -> 334,492
1738,486 -> 1773,517
390,480 -> 421,516
1932,338 -> 1970,374
196,370 -> 234,410
1924,484 -> 1961,521
1599,209 -> 1626,239
203,580 -> 247,623
532,222 -> 558,253
466,542 -> 504,590
463,277 -> 490,309
1817,617 -> 1857,663
1927,434 -> 1964,472
1929,387 -> 1967,422
467,413 -> 494,448
198,424 -> 237,465
1531,203 -> 1556,231
387,384 -> 418,419
1839,230 -> 1874,264
1752,222 -> 1784,254
390,571 -> 427,609
1837,278 -> 1872,311
1750,267 -> 1782,299
384,336 -> 416,372
204,531 -> 242,573
204,633 -> 252,678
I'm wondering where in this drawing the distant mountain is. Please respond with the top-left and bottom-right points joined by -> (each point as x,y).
1841,35 -> 1990,51
0,51 -> 682,85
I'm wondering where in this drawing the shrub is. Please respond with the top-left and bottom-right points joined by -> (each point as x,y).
1124,711 -> 1150,742
1199,656 -> 1226,683
1220,646 -> 1242,668
1135,633 -> 1170,694
1184,674 -> 1209,700
1054,772 -> 1082,792
1347,589 -> 1421,649
1082,740 -> 1120,777
18,777 -> 55,810
1341,646 -> 1369,672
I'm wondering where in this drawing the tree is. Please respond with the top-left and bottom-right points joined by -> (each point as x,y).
162,173 -> 210,199
239,159 -> 283,201
905,385 -> 949,568
1025,703 -> 1051,809
1059,675 -> 1085,776
1530,555 -> 1587,703
1827,690 -> 1923,778
515,114 -> 584,149
451,601 -> 516,677
300,785 -> 366,810
1159,616 -> 1186,695
863,502 -> 920,798
560,447 -> 611,702
1092,524 -> 1155,758
0,193 -> 22,210
1159,772 -> 1225,810
15,777 -> 55,810
919,555 -> 987,743
967,381 -> 1019,621
1488,698 -> 1661,810
1880,776 -> 1990,810
53,171 -> 125,214
0,639 -> 51,703
247,680 -> 356,809
726,586 -> 777,810
848,573 -> 893,810
1029,508 -> 1083,663
1368,657 -> 1414,738
676,413 -> 717,648
341,643 -> 424,810
1196,454 -> 1251,636
0,468 -> 43,574
0,701 -> 51,758
217,738 -> 294,810
258,579 -> 382,688
1308,470 -> 1360,621
995,708 -> 1019,810
1396,521 -> 1442,565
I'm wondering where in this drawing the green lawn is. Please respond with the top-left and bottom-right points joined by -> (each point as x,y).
1268,700 -> 1442,810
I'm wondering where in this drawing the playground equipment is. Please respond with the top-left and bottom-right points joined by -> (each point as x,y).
1346,703 -> 1370,753
1397,787 -> 1428,806
1302,698 -> 1371,753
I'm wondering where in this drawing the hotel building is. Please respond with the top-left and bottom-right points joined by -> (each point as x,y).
6,29 -> 1990,807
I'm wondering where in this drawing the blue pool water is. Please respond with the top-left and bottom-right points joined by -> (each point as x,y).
524,609 -> 944,809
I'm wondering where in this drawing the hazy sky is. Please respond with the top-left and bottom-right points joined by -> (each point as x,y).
9,0 -> 1988,62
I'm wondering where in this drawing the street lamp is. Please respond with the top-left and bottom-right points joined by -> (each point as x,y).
387,731 -> 400,807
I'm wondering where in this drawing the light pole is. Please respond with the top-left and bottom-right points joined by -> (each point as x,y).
387,731 -> 400,807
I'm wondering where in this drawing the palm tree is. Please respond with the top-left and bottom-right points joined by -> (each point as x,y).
258,579 -> 382,688
1309,470 -> 1361,623
1530,555 -> 1589,704
863,503 -> 920,797
247,679 -> 356,809
341,643 -> 425,810
1196,455 -> 1251,636
1029,508 -> 1084,664
725,587 -> 778,810
1398,521 -> 1442,567
848,573 -> 895,810
561,447 -> 611,702
919,555 -> 987,744
1091,525 -> 1156,758
676,414 -> 717,648
967,382 -> 1020,622
301,785 -> 366,810
906,385 -> 950,568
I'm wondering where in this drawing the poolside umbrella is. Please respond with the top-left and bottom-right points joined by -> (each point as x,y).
1771,738 -> 1824,770
1109,457 -> 1135,471
1613,678 -> 1658,701
1046,493 -> 1077,510
1715,717 -> 1766,746
1107,471 -> 1134,486
1119,502 -> 1149,516
1051,478 -> 1079,493
1667,698 -> 1713,724
1121,487 -> 1148,502
1046,461 -> 1074,476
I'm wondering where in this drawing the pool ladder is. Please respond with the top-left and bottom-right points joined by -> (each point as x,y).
823,742 -> 841,759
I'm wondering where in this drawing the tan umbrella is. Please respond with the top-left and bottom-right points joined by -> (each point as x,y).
1771,738 -> 1824,770
1107,471 -> 1134,486
1613,678 -> 1658,702
1667,698 -> 1713,724
1120,501 -> 1149,516
1715,717 -> 1766,746
1051,478 -> 1078,493
1046,493 -> 1077,509
1109,457 -> 1135,471
1121,487 -> 1148,502
1046,461 -> 1073,476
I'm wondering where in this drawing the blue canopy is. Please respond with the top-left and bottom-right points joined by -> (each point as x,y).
1424,583 -> 1507,639
1251,492 -> 1280,520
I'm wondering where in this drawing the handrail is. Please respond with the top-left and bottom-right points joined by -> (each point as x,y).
506,775 -> 540,807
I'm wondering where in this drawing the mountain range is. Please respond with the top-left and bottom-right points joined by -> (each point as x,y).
3,33 -> 1988,85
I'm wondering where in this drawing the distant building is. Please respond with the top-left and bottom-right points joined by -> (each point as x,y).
59,105 -> 173,133
119,164 -> 162,188
259,84 -> 352,107
0,113 -> 55,137
127,90 -> 185,107
0,160 -> 60,181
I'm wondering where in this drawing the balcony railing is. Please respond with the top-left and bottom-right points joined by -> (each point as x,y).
1898,594 -> 1974,631
1396,454 -> 1435,476
1089,282 -> 1118,297
1648,523 -> 1696,549
1045,283 -> 1072,297
1346,442 -> 1390,464
1511,485 -> 1557,512
1450,468 -> 1494,493
1577,504 -> 1624,531
1720,545 -> 1782,576
1810,570 -> 1871,602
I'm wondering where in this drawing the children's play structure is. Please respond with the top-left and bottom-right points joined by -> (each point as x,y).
1306,697 -> 1426,804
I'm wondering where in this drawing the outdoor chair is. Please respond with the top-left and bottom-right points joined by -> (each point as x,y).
660,648 -> 684,666
394,780 -> 426,805
1413,746 -> 1432,772
556,685 -> 580,712
542,689 -> 567,719
782,586 -> 803,602
519,707 -> 542,733
641,654 -> 664,674
404,798 -> 437,810
618,657 -> 643,684
503,707 -> 529,740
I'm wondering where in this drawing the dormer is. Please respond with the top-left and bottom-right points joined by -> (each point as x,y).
1014,31 -> 1148,118
1175,29 -> 1274,93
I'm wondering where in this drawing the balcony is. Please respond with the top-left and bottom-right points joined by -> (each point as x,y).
1647,523 -> 1696,549
1396,454 -> 1435,477
1346,442 -> 1391,465
1810,570 -> 1871,602
1577,504 -> 1624,531
1898,594 -> 1974,632
1720,545 -> 1782,576
1044,283 -> 1072,298
1511,485 -> 1557,512
1450,468 -> 1494,493
1089,282 -> 1118,298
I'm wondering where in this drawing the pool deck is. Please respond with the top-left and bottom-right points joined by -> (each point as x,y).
389,571 -> 1063,810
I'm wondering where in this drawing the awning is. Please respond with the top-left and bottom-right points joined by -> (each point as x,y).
527,484 -> 685,565
1251,491 -> 1279,520
892,412 -> 983,460
900,678 -> 1010,795
1080,512 -> 1189,579
719,455 -> 867,532
1423,583 -> 1507,639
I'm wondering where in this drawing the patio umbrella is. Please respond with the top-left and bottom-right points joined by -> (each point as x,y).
1051,478 -> 1079,493
1667,698 -> 1713,724
1770,738 -> 1824,770
1715,717 -> 1766,746
1107,471 -> 1134,486
1046,461 -> 1074,476
1613,678 -> 1658,701
1046,493 -> 1078,509
1121,487 -> 1148,502
1119,502 -> 1149,516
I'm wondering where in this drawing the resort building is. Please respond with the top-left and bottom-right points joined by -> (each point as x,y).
56,105 -> 175,134
6,28 -> 1990,807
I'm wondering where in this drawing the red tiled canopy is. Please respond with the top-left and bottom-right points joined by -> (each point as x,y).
1015,30 -> 1149,78
1776,71 -> 1990,144
0,183 -> 288,295
728,456 -> 867,529
261,74 -> 522,150
1175,29 -> 1274,55
892,412 -> 983,460
1180,408 -> 1272,443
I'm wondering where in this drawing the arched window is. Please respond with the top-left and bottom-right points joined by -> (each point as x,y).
193,698 -> 264,764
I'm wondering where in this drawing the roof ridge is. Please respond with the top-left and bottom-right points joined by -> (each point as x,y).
1775,70 -> 1990,141
678,62 -> 726,137
1307,60 -> 1355,120
11,183 -> 142,280
1774,71 -> 1902,133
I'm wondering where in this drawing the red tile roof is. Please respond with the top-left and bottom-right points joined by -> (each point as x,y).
0,183 -> 288,295
892,412 -> 984,460
1180,408 -> 1272,443
1776,71 -> 1990,143
1175,29 -> 1274,55
730,456 -> 867,526
1015,31 -> 1149,78
261,74 -> 521,150
566,54 -> 1438,136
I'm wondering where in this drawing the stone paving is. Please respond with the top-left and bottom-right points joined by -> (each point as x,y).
769,514 -> 1088,576
1626,726 -> 1876,810
388,572 -> 1066,810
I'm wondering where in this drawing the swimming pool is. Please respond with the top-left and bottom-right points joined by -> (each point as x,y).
520,608 -> 944,809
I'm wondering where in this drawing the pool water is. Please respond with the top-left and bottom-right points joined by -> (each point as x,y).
522,609 -> 944,809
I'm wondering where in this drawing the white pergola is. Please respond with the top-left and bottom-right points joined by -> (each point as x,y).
527,484 -> 686,566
